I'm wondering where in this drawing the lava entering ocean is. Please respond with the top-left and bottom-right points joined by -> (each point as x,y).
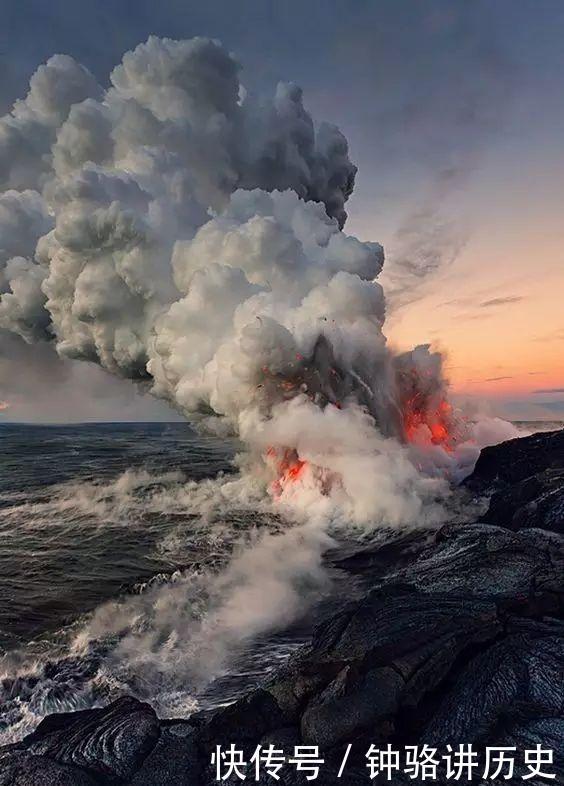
266,446 -> 309,496
258,333 -> 473,498
402,397 -> 458,451
0,34 -> 519,516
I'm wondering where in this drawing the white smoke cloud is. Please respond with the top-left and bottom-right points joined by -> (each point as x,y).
148,188 -> 384,420
0,54 -> 101,192
0,190 -> 52,271
0,37 -> 358,390
0,33 -> 517,515
0,34 -> 529,741
0,257 -> 50,342
0,190 -> 53,340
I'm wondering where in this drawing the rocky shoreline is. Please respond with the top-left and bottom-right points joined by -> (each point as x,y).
1,430 -> 562,785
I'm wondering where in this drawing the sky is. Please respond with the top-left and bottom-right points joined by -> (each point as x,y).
0,0 -> 563,422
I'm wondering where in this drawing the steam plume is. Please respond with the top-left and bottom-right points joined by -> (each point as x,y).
0,35 -> 518,520
0,38 -> 526,731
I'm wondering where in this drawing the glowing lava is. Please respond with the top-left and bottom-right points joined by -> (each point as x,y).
402,396 -> 460,451
266,446 -> 308,496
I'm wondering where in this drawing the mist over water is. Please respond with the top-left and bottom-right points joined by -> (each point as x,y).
1,418 -> 550,744
0,32 -> 552,747
0,422 -> 356,742
0,423 -> 236,647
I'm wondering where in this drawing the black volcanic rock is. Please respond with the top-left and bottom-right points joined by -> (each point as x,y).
481,469 -> 564,533
128,722 -> 202,786
199,689 -> 287,745
0,752 -> 100,785
388,523 -> 563,608
424,620 -> 564,745
466,428 -> 564,535
293,587 -> 500,748
2,697 -> 160,783
193,522 -> 562,783
423,619 -> 564,783
0,429 -> 562,785
466,428 -> 564,491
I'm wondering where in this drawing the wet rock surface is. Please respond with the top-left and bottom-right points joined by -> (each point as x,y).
467,428 -> 564,535
0,697 -> 160,784
466,428 -> 564,491
1,430 -> 562,784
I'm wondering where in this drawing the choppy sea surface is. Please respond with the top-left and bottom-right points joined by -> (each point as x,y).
0,420 -> 561,742
0,422 -> 361,741
0,423 -> 238,650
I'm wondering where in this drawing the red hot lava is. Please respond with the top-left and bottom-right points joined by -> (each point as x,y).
402,395 -> 461,451
260,340 -> 469,498
266,446 -> 308,496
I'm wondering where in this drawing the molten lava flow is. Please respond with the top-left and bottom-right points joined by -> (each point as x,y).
403,395 -> 458,451
266,446 -> 308,497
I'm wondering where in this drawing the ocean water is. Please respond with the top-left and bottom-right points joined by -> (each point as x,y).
0,422 -> 357,741
0,419 -> 560,742
0,423 -> 238,650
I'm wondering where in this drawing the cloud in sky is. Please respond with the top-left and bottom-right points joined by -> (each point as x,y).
479,295 -> 524,308
0,0 -> 562,420
533,388 -> 564,395
498,398 -> 564,420
533,328 -> 564,343
437,291 -> 527,316
542,401 -> 564,412
0,331 -> 180,422
383,175 -> 469,310
454,312 -> 495,322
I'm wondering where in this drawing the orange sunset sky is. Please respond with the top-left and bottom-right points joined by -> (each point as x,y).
0,0 -> 562,423
347,128 -> 564,421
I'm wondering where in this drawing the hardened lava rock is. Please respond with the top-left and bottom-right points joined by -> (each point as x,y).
1,697 -> 160,784
0,752 -> 100,785
388,523 -> 563,608
467,428 -> 564,535
482,469 -> 564,533
466,429 -> 564,491
0,430 -> 562,785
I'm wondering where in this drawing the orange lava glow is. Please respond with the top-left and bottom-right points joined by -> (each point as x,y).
266,446 -> 308,496
403,397 -> 457,451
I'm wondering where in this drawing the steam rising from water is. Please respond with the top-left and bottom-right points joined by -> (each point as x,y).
0,414 -> 514,745
0,36 -> 523,741
0,33 -> 519,494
